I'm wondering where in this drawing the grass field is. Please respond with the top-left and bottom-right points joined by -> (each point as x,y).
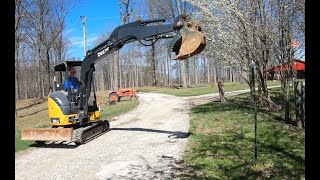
136,81 -> 281,96
177,87 -> 305,179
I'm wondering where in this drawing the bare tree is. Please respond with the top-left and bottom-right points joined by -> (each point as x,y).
15,0 -> 31,117
15,0 -> 27,102
15,0 -> 75,100
271,0 -> 305,121
117,0 -> 136,89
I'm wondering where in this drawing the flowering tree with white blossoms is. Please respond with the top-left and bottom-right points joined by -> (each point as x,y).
186,0 -> 304,111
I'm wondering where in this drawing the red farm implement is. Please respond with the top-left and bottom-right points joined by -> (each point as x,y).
108,88 -> 138,103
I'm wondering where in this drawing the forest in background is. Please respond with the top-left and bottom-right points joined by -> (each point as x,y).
15,0 -> 305,122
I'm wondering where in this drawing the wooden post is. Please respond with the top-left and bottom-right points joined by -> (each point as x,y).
294,81 -> 305,128
218,79 -> 226,102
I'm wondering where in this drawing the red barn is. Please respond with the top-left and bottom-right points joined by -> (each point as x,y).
267,59 -> 305,80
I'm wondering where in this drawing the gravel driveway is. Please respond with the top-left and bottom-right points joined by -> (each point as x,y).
15,90 -> 251,180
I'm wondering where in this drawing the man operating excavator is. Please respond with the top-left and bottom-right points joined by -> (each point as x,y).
64,66 -> 79,92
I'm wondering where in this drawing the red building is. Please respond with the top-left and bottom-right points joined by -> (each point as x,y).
267,59 -> 305,80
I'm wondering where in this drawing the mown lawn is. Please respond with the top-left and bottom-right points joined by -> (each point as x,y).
177,87 -> 305,179
136,81 -> 281,96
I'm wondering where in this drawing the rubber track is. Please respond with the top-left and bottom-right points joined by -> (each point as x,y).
73,121 -> 109,144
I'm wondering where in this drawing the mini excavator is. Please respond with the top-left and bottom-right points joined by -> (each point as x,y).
21,14 -> 206,145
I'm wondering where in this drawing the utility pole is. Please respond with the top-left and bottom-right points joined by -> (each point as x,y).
80,16 -> 87,57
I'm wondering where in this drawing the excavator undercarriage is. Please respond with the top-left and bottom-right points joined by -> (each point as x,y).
22,121 -> 109,144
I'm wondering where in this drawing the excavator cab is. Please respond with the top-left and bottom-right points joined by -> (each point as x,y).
52,61 -> 82,92
50,61 -> 83,120
52,61 -> 82,105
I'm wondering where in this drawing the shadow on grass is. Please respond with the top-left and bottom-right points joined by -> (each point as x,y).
178,90 -> 304,179
191,92 -> 288,124
191,93 -> 252,114
178,130 -> 304,179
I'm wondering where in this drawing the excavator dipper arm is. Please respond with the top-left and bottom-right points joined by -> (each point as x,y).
77,14 -> 206,125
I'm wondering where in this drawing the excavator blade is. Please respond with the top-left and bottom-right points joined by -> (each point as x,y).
21,128 -> 73,142
170,21 -> 206,60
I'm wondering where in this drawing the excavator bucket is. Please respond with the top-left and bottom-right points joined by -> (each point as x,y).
170,21 -> 206,60
21,128 -> 73,142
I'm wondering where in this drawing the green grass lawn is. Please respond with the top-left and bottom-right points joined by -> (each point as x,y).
177,88 -> 305,179
100,98 -> 139,120
136,81 -> 281,96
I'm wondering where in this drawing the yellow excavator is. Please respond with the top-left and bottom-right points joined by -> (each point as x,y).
21,14 -> 206,145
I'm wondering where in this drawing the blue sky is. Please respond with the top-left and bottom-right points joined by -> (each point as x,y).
64,0 -> 305,61
65,0 -> 122,59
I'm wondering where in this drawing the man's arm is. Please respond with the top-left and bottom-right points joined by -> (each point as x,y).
64,79 -> 69,91
75,78 -> 80,89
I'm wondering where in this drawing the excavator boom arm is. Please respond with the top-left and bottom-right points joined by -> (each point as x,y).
79,15 -> 186,81
77,14 -> 205,124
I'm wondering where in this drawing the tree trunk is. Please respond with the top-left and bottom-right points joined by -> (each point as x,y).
37,47 -> 44,99
151,42 -> 158,86
207,59 -> 210,83
218,79 -> 226,102
114,51 -> 119,90
193,57 -> 198,85
46,49 -> 52,96
186,59 -> 190,84
15,44 -> 20,117
229,67 -> 233,82
167,55 -> 170,85
181,60 -> 187,87
213,62 -> 217,83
